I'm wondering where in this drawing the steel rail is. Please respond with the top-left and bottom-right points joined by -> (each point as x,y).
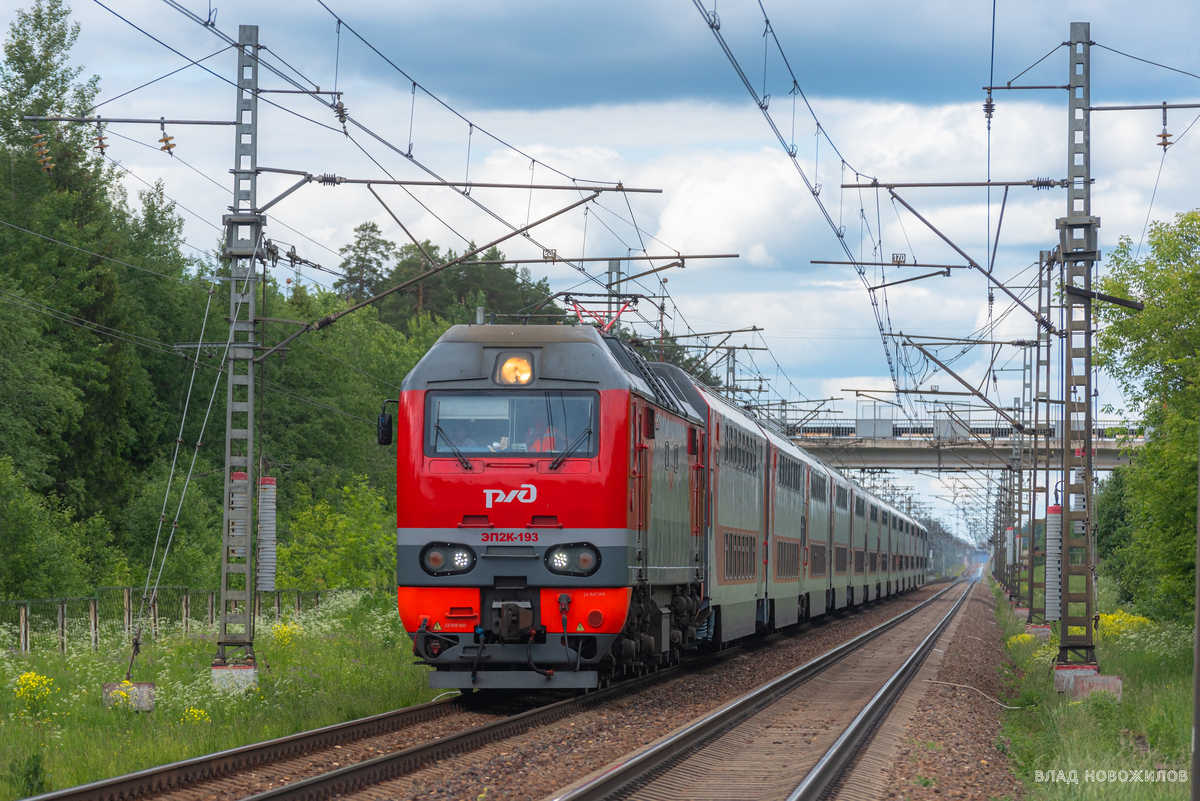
32,584 -> 947,801
547,580 -> 966,801
786,579 -> 975,801
234,601 -> 895,801
25,695 -> 467,801
29,618 -> 744,801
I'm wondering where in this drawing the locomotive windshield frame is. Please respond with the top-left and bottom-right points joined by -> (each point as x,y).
423,389 -> 600,458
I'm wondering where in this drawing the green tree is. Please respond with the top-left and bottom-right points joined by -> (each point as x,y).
0,0 -> 98,146
0,1 -> 211,518
1094,209 -> 1200,621
0,456 -> 129,599
334,222 -> 395,300
0,272 -> 82,490
276,477 -> 394,589
374,241 -> 565,331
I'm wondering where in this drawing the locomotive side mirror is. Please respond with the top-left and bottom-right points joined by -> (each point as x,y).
378,399 -> 398,446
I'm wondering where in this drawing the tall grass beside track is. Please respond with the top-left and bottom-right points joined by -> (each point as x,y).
0,592 -> 437,800
995,578 -> 1193,799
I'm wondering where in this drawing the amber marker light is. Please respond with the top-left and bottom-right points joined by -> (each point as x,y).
499,355 -> 533,384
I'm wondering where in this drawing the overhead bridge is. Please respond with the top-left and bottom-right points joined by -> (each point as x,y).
790,418 -> 1142,472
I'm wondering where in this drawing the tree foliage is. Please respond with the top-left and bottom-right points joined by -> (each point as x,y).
0,456 -> 129,599
276,477 -> 394,590
1094,210 -> 1200,621
0,0 -> 728,597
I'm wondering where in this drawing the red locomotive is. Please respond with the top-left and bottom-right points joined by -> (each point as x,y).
381,324 -> 927,689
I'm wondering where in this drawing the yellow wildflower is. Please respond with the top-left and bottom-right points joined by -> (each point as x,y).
270,620 -> 303,649
180,706 -> 212,724
1095,609 -> 1152,643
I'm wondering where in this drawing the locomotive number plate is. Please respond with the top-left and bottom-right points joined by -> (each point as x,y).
480,532 -> 539,543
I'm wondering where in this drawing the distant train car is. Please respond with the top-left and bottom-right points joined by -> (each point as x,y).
384,324 -> 926,689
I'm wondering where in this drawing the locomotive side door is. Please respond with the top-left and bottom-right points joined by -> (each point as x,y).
631,398 -> 651,584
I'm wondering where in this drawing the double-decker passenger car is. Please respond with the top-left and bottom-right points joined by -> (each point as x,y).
385,324 -> 928,688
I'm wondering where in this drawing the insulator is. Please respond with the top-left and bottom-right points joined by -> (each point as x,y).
1031,177 -> 1054,190
318,173 -> 344,186
334,101 -> 348,123
94,135 -> 108,154
158,135 -> 175,152
982,93 -> 995,120
31,131 -> 52,170
1157,129 -> 1172,150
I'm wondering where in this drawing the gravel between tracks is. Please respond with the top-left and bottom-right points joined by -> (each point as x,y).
331,583 -> 949,801
879,581 -> 1024,799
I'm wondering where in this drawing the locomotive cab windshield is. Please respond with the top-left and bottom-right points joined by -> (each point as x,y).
424,390 -> 598,457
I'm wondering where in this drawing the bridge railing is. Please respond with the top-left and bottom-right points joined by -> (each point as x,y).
790,416 -> 1143,442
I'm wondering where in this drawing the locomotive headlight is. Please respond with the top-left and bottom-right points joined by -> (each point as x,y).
421,543 -> 476,576
545,544 -> 601,577
494,352 -> 534,385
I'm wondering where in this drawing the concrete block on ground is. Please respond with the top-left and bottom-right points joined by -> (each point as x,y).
1073,674 -> 1123,703
102,681 -> 155,711
1054,664 -> 1097,694
212,664 -> 258,692
1025,624 -> 1052,639
1014,607 -> 1030,620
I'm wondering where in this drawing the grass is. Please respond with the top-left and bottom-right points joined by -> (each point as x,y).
0,591 -> 439,799
994,577 -> 1193,799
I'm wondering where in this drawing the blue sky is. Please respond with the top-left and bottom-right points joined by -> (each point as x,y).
20,0 -> 1199,538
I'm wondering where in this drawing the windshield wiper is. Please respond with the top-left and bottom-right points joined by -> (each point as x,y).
435,425 -> 473,471
550,427 -> 592,471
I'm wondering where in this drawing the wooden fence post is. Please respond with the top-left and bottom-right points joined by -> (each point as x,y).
208,592 -> 215,627
275,591 -> 281,620
123,587 -> 132,633
19,604 -> 28,653
150,595 -> 158,639
57,601 -> 66,652
182,593 -> 190,635
89,598 -> 98,651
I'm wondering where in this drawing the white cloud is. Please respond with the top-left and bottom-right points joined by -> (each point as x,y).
46,0 -> 1200,525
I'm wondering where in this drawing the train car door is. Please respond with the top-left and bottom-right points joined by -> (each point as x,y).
688,425 -> 704,584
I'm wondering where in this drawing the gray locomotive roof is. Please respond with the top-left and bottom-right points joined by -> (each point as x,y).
435,324 -> 606,345
403,324 -> 702,423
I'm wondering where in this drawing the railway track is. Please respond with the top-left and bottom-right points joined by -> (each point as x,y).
549,578 -> 973,801
30,583 -> 952,801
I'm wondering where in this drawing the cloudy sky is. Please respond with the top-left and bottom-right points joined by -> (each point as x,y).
28,0 -> 1200,535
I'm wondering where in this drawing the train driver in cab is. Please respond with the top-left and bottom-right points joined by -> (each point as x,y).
493,411 -> 562,453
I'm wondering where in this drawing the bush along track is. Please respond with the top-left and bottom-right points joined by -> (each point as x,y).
996,580 -> 1193,799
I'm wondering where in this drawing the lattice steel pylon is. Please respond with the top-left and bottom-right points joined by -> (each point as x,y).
1027,250 -> 1054,625
1056,22 -> 1098,666
214,25 -> 264,673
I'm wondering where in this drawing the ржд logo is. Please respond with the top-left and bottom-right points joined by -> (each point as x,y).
484,484 -> 537,508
